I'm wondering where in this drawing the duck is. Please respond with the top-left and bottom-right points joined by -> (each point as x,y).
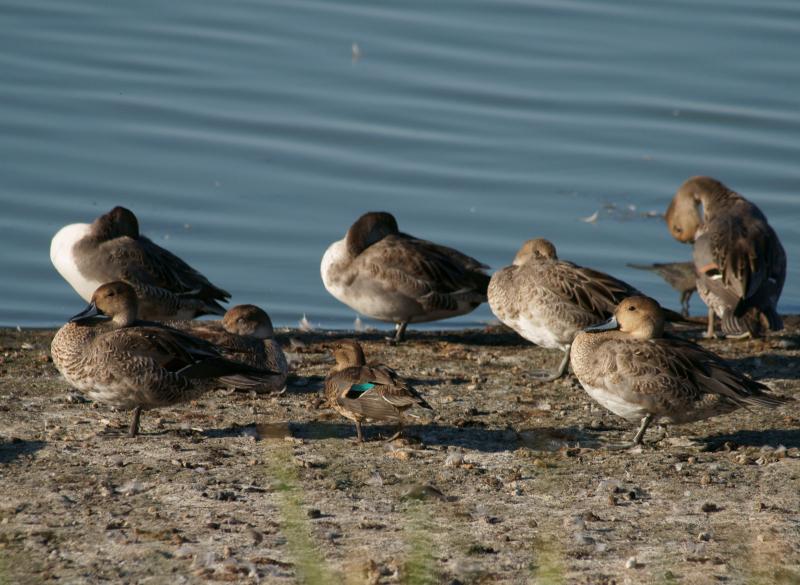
665,176 -> 786,338
51,282 -> 276,437
570,296 -> 790,445
628,261 -> 697,317
166,304 -> 288,393
324,339 -> 432,441
321,212 -> 490,343
50,206 -> 230,320
488,238 -> 645,381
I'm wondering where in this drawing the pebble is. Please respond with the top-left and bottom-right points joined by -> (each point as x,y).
117,480 -> 144,495
625,557 -> 640,569
444,452 -> 464,467
700,502 -> 720,514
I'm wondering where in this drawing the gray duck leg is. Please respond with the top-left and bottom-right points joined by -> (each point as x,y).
703,308 -> 717,339
129,406 -> 142,438
530,346 -> 571,382
386,321 -> 409,344
632,414 -> 654,445
354,419 -> 364,443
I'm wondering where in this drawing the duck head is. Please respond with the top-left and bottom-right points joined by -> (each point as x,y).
91,206 -> 140,241
584,295 -> 665,340
666,176 -> 731,243
70,281 -> 139,327
329,339 -> 367,370
346,212 -> 400,256
222,304 -> 274,339
512,238 -> 558,266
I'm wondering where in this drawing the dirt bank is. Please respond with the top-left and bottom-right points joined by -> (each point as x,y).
1,320 -> 799,584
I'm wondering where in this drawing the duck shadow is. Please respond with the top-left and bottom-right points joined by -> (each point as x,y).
285,421 -> 599,452
276,328 -> 529,349
701,429 -> 800,450
725,354 -> 800,381
0,439 -> 46,464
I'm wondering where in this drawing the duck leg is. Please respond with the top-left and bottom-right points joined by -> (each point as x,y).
386,321 -> 409,344
680,290 -> 692,318
703,308 -> 717,339
129,406 -> 142,438
354,420 -> 364,443
530,346 -> 570,382
385,419 -> 404,442
632,414 -> 654,445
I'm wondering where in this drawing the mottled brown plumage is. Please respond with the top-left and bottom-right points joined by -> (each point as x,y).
321,212 -> 489,342
571,296 -> 790,445
324,339 -> 432,441
51,282 -> 275,437
165,305 -> 288,393
488,238 -> 643,381
665,177 -> 786,337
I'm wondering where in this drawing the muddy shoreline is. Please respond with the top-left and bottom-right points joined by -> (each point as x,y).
1,321 -> 799,584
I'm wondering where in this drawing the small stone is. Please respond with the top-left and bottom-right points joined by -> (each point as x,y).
698,532 -> 712,541
307,509 -> 322,519
444,453 -> 464,467
403,484 -> 446,501
700,502 -> 720,514
626,557 -> 640,569
574,532 -> 595,546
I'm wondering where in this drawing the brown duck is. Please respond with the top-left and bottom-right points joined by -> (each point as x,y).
324,339 -> 432,441
50,206 -> 230,320
489,238 -> 646,381
166,304 -> 288,393
321,212 -> 490,342
51,282 -> 276,437
665,176 -> 786,337
571,296 -> 790,445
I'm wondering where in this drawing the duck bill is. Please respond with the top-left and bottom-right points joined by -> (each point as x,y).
69,302 -> 103,323
584,315 -> 619,332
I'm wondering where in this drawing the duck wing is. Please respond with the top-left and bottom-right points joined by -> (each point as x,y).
103,235 -> 230,303
356,235 -> 489,311
547,261 -> 640,318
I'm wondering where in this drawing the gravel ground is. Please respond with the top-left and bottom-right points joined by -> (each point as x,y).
1,320 -> 799,585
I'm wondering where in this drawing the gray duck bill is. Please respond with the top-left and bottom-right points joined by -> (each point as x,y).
583,315 -> 619,332
69,302 -> 104,323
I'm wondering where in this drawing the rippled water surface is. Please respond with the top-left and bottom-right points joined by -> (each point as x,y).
2,0 -> 799,328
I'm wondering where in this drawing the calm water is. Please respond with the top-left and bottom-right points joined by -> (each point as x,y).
1,0 -> 799,329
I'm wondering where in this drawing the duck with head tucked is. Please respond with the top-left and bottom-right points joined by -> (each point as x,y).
51,282 -> 277,437
665,176 -> 786,338
489,238 -> 650,381
571,296 -> 790,445
166,304 -> 288,393
50,206 -> 230,320
321,212 -> 490,343
325,339 -> 432,442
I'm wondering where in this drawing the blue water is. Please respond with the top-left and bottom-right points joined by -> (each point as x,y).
1,0 -> 799,329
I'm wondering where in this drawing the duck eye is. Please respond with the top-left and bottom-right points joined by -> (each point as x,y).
628,306 -> 636,311
673,225 -> 682,234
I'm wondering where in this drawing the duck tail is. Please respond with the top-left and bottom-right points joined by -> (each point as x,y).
720,307 -> 764,338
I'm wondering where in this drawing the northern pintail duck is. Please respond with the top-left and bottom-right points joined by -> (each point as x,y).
321,212 -> 490,343
50,206 -> 230,320
325,339 -> 432,441
628,261 -> 697,317
51,282 -> 275,437
488,238 -> 643,381
571,296 -> 789,445
166,304 -> 288,393
665,176 -> 786,338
